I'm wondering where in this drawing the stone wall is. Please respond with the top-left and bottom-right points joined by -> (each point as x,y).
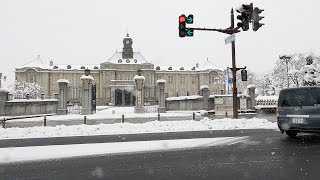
165,96 -> 215,111
4,99 -> 58,116
165,94 -> 254,112
166,98 -> 203,111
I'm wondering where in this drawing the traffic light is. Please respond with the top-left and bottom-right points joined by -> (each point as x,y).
179,14 -> 187,37
241,70 -> 247,81
186,14 -> 194,24
236,3 -> 253,31
252,7 -> 264,31
237,13 -> 249,31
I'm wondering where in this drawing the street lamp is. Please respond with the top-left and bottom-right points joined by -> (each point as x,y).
279,55 -> 292,88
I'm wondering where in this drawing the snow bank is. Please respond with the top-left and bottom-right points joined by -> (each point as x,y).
8,107 -> 191,122
256,96 -> 278,101
0,137 -> 247,164
7,99 -> 58,102
166,95 -> 202,101
0,117 -> 277,139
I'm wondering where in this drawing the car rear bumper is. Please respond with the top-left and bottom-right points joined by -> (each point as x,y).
277,117 -> 320,132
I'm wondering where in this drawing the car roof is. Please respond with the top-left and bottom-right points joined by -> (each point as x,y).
280,86 -> 320,92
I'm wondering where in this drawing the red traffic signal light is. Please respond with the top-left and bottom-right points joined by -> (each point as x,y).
179,14 -> 186,23
179,14 -> 187,37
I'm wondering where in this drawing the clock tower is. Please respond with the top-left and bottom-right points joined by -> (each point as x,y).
122,33 -> 133,59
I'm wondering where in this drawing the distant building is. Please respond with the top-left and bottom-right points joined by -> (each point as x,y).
15,34 -> 225,106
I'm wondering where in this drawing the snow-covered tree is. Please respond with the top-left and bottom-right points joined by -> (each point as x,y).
303,55 -> 320,86
13,81 -> 42,99
271,53 -> 320,89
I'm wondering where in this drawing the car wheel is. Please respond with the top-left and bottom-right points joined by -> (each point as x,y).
285,130 -> 298,138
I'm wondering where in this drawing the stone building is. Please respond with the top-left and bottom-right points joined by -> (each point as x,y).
15,34 -> 226,106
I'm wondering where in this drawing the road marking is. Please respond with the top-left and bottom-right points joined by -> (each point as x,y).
0,136 -> 247,164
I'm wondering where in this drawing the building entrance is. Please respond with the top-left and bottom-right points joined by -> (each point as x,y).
115,89 -> 135,106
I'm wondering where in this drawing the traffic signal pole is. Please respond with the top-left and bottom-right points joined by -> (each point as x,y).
179,5 -> 264,119
230,9 -> 238,119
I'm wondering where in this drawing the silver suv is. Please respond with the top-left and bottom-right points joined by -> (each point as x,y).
277,86 -> 320,137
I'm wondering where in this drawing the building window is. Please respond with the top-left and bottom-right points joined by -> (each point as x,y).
168,76 -> 173,84
211,76 -> 219,84
117,75 -> 122,80
192,77 -> 196,84
27,75 -> 36,83
180,76 -> 185,84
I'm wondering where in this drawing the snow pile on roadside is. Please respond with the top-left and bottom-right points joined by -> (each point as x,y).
10,107 -> 194,122
199,118 -> 277,130
0,118 -> 277,139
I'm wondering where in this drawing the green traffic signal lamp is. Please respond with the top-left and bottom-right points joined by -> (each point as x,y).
179,14 -> 187,37
186,14 -> 194,24
252,7 -> 265,31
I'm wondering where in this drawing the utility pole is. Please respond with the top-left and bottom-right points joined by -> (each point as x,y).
230,9 -> 238,118
279,55 -> 292,88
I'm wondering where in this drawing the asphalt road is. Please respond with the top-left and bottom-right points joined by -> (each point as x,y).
1,129 -> 320,180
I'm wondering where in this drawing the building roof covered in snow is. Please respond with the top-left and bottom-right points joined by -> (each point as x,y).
105,52 -> 149,65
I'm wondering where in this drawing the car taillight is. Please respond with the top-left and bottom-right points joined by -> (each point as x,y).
276,107 -> 279,117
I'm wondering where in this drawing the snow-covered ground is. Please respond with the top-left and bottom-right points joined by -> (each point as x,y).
7,107 -> 195,122
0,117 -> 277,139
0,136 -> 248,164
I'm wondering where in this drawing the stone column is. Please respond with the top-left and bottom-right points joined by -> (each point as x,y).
111,87 -> 115,106
81,75 -> 94,115
200,85 -> 210,110
0,89 -> 9,116
157,79 -> 166,113
57,79 -> 69,115
134,75 -> 145,113
248,85 -> 256,109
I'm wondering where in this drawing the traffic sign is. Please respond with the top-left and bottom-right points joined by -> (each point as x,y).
228,78 -> 232,84
225,34 -> 235,45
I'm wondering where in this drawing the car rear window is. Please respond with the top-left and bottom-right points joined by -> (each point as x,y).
278,88 -> 320,107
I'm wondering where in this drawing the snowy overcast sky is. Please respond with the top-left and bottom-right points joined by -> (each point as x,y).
0,0 -> 319,84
